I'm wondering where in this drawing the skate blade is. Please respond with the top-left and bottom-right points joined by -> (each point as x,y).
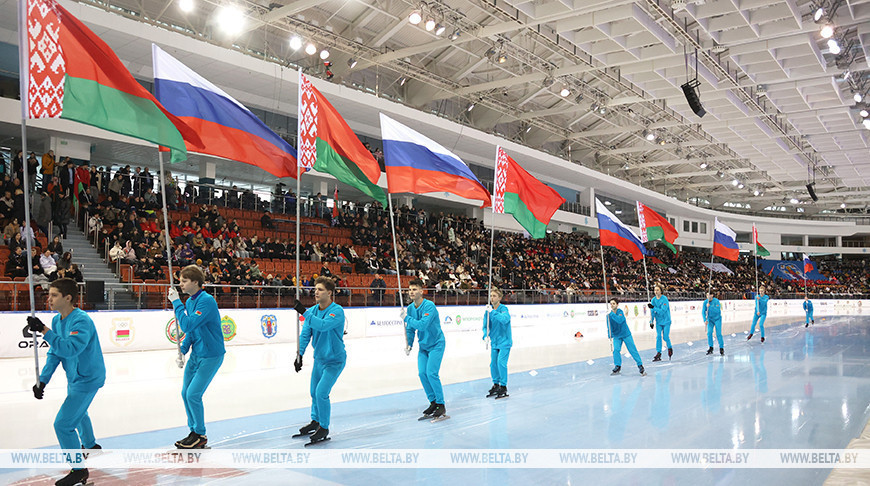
494,394 -> 509,400
291,432 -> 315,438
640,372 -> 648,376
173,445 -> 211,450
417,414 -> 434,421
304,437 -> 331,447
430,415 -> 450,423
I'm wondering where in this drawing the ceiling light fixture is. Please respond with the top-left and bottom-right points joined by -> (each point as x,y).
466,102 -> 475,112
643,129 -> 655,141
425,18 -> 436,31
790,198 -> 799,204
820,24 -> 835,38
732,179 -> 739,186
860,109 -> 869,117
304,43 -> 317,55
753,190 -> 760,196
216,4 -> 244,36
497,53 -> 507,64
841,202 -> 847,208
347,58 -> 357,68
289,35 -> 302,51
738,183 -> 745,189
700,162 -> 708,169
179,0 -> 194,13
435,23 -> 446,36
814,6 -> 825,22
827,38 -> 841,54
854,92 -> 863,103
863,118 -> 870,129
399,76 -> 408,86
408,9 -> 422,25
560,86 -> 571,97
320,49 -> 330,60
449,29 -> 460,40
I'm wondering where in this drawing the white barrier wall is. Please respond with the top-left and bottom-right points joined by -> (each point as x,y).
2,300 -> 868,359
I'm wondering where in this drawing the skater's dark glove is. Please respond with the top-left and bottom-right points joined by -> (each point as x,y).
33,382 -> 45,400
647,303 -> 654,309
649,323 -> 654,329
294,354 -> 303,372
27,316 -> 45,333
293,299 -> 306,316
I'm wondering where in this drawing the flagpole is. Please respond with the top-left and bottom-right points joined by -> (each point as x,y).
752,224 -> 759,296
387,194 -> 406,350
635,202 -> 651,303
707,219 -> 716,290
18,0 -> 39,383
295,170 -> 301,358
157,151 -> 184,369
600,242 -> 612,354
804,254 -> 808,299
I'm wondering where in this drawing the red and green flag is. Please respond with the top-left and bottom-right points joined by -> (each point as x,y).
297,72 -> 387,205
650,256 -> 667,268
23,0 -> 200,162
636,202 -> 679,254
493,147 -> 566,239
753,224 -> 770,257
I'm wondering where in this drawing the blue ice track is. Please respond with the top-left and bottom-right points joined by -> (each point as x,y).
6,316 -> 870,485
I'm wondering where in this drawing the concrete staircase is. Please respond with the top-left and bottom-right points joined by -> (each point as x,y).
61,226 -> 138,309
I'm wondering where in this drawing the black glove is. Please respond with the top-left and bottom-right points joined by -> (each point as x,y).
294,354 -> 303,373
293,299 -> 306,316
33,382 -> 45,400
650,323 -> 654,329
647,303 -> 654,309
27,316 -> 45,334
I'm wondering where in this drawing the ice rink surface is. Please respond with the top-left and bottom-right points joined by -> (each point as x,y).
2,315 -> 869,485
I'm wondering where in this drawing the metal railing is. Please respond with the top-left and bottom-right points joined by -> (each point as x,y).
1,281 -> 866,312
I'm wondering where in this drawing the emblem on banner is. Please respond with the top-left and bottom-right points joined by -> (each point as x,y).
110,317 -> 135,347
165,318 -> 184,344
261,314 -> 277,339
221,315 -> 237,342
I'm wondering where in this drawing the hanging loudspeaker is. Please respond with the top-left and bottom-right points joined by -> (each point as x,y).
681,79 -> 706,118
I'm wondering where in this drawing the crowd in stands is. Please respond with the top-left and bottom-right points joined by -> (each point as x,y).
4,149 -> 870,304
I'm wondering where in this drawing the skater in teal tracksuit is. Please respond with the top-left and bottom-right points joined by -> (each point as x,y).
703,288 -> 724,355
482,287 -> 511,399
649,284 -> 673,361
803,297 -> 814,327
293,276 -> 346,444
169,265 -> 225,449
404,278 -> 447,419
29,278 -> 105,486
608,298 -> 645,376
748,285 -> 770,342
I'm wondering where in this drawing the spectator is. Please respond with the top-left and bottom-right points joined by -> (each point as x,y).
47,235 -> 63,261
31,191 -> 52,237
109,241 -> 124,262
40,150 -> 55,190
370,274 -> 386,305
39,248 -> 57,278
53,192 -> 71,239
261,210 -> 274,229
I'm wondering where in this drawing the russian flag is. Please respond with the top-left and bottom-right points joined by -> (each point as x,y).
712,218 -> 739,261
152,45 -> 298,178
803,254 -> 814,274
379,114 -> 491,207
595,199 -> 648,261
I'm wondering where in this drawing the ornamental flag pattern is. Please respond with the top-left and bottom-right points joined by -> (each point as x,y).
493,146 -> 508,214
27,0 -> 65,118
297,71 -> 317,170
636,201 -> 648,243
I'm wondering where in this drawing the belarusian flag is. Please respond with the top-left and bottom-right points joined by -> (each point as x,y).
297,72 -> 387,205
636,202 -> 679,253
23,0 -> 199,162
493,147 -> 566,239
753,224 -> 770,257
650,256 -> 667,268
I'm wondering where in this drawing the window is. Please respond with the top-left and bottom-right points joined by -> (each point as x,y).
691,222 -> 698,232
699,222 -> 707,233
683,221 -> 690,232
780,235 -> 803,246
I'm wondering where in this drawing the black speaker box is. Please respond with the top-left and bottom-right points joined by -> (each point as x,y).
681,81 -> 706,118
806,183 -> 818,202
85,280 -> 105,303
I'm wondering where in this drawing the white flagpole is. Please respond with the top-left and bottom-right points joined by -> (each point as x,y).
636,202 -> 651,302
387,195 -> 404,309
600,242 -> 612,354
752,224 -> 759,296
18,0 -> 39,382
487,147 -> 503,350
708,218 -> 717,290
157,151 -> 183,368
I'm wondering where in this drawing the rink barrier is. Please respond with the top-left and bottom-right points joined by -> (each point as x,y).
2,448 -> 870,469
1,299 -> 867,359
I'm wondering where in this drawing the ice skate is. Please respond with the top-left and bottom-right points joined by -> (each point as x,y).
418,401 -> 437,420
176,432 -> 207,449
495,385 -> 509,399
639,365 -> 647,376
652,352 -> 662,362
611,366 -> 621,375
668,348 -> 673,360
720,348 -> 725,356
486,384 -> 498,398
305,426 -> 331,446
706,347 -> 714,355
175,431 -> 196,448
55,468 -> 88,486
761,337 -> 765,343
747,333 -> 753,341
292,420 -> 319,438
430,403 -> 450,422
